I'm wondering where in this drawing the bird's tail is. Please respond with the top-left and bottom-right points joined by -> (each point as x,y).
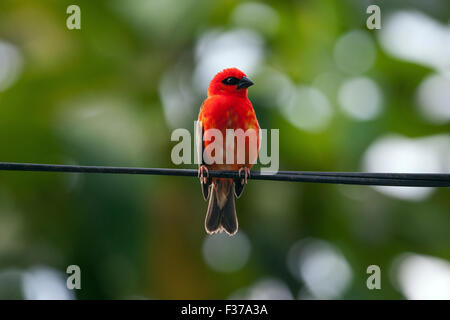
205,178 -> 238,235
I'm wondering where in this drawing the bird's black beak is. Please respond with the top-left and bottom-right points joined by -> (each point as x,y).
237,76 -> 254,89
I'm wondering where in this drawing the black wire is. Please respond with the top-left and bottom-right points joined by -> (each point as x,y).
278,171 -> 449,181
0,162 -> 449,187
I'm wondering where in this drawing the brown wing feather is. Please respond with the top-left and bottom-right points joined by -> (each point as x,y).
197,103 -> 211,200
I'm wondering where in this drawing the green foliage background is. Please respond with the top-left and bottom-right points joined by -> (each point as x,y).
0,0 -> 448,299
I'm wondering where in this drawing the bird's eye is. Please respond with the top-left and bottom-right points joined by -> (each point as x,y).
222,77 -> 239,85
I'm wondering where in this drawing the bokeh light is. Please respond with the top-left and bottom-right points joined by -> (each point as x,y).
333,30 -> 376,75
379,10 -> 450,71
230,2 -> 279,36
253,67 -> 294,109
0,40 -> 23,92
288,239 -> 353,299
246,278 -> 293,300
22,266 -> 74,300
392,253 -> 450,300
338,77 -> 383,121
362,134 -> 448,200
281,86 -> 333,132
110,0 -> 198,40
202,232 -> 251,273
159,63 -> 197,129
229,278 -> 293,300
194,29 -> 265,92
416,73 -> 450,124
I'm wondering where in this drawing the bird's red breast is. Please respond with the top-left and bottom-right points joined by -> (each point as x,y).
198,68 -> 260,171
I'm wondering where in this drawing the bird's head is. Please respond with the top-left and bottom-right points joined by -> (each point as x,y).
207,68 -> 254,97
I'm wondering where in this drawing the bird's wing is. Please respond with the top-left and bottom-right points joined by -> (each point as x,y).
197,102 -> 211,200
196,103 -> 205,168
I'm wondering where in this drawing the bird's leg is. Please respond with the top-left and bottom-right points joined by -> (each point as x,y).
238,167 -> 251,185
198,165 -> 209,185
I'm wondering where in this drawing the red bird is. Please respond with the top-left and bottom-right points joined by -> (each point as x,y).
197,68 -> 260,235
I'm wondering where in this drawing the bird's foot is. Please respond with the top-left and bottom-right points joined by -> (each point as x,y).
198,165 -> 209,185
238,167 -> 251,185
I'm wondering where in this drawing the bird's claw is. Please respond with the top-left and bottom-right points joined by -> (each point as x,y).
198,165 -> 209,184
238,167 -> 251,185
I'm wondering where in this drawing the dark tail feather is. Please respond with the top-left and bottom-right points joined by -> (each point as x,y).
205,191 -> 222,233
205,180 -> 238,235
234,179 -> 245,198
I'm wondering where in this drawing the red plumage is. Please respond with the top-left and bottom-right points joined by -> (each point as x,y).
198,68 -> 260,235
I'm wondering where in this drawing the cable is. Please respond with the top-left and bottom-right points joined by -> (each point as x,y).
277,171 -> 449,181
0,162 -> 449,187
